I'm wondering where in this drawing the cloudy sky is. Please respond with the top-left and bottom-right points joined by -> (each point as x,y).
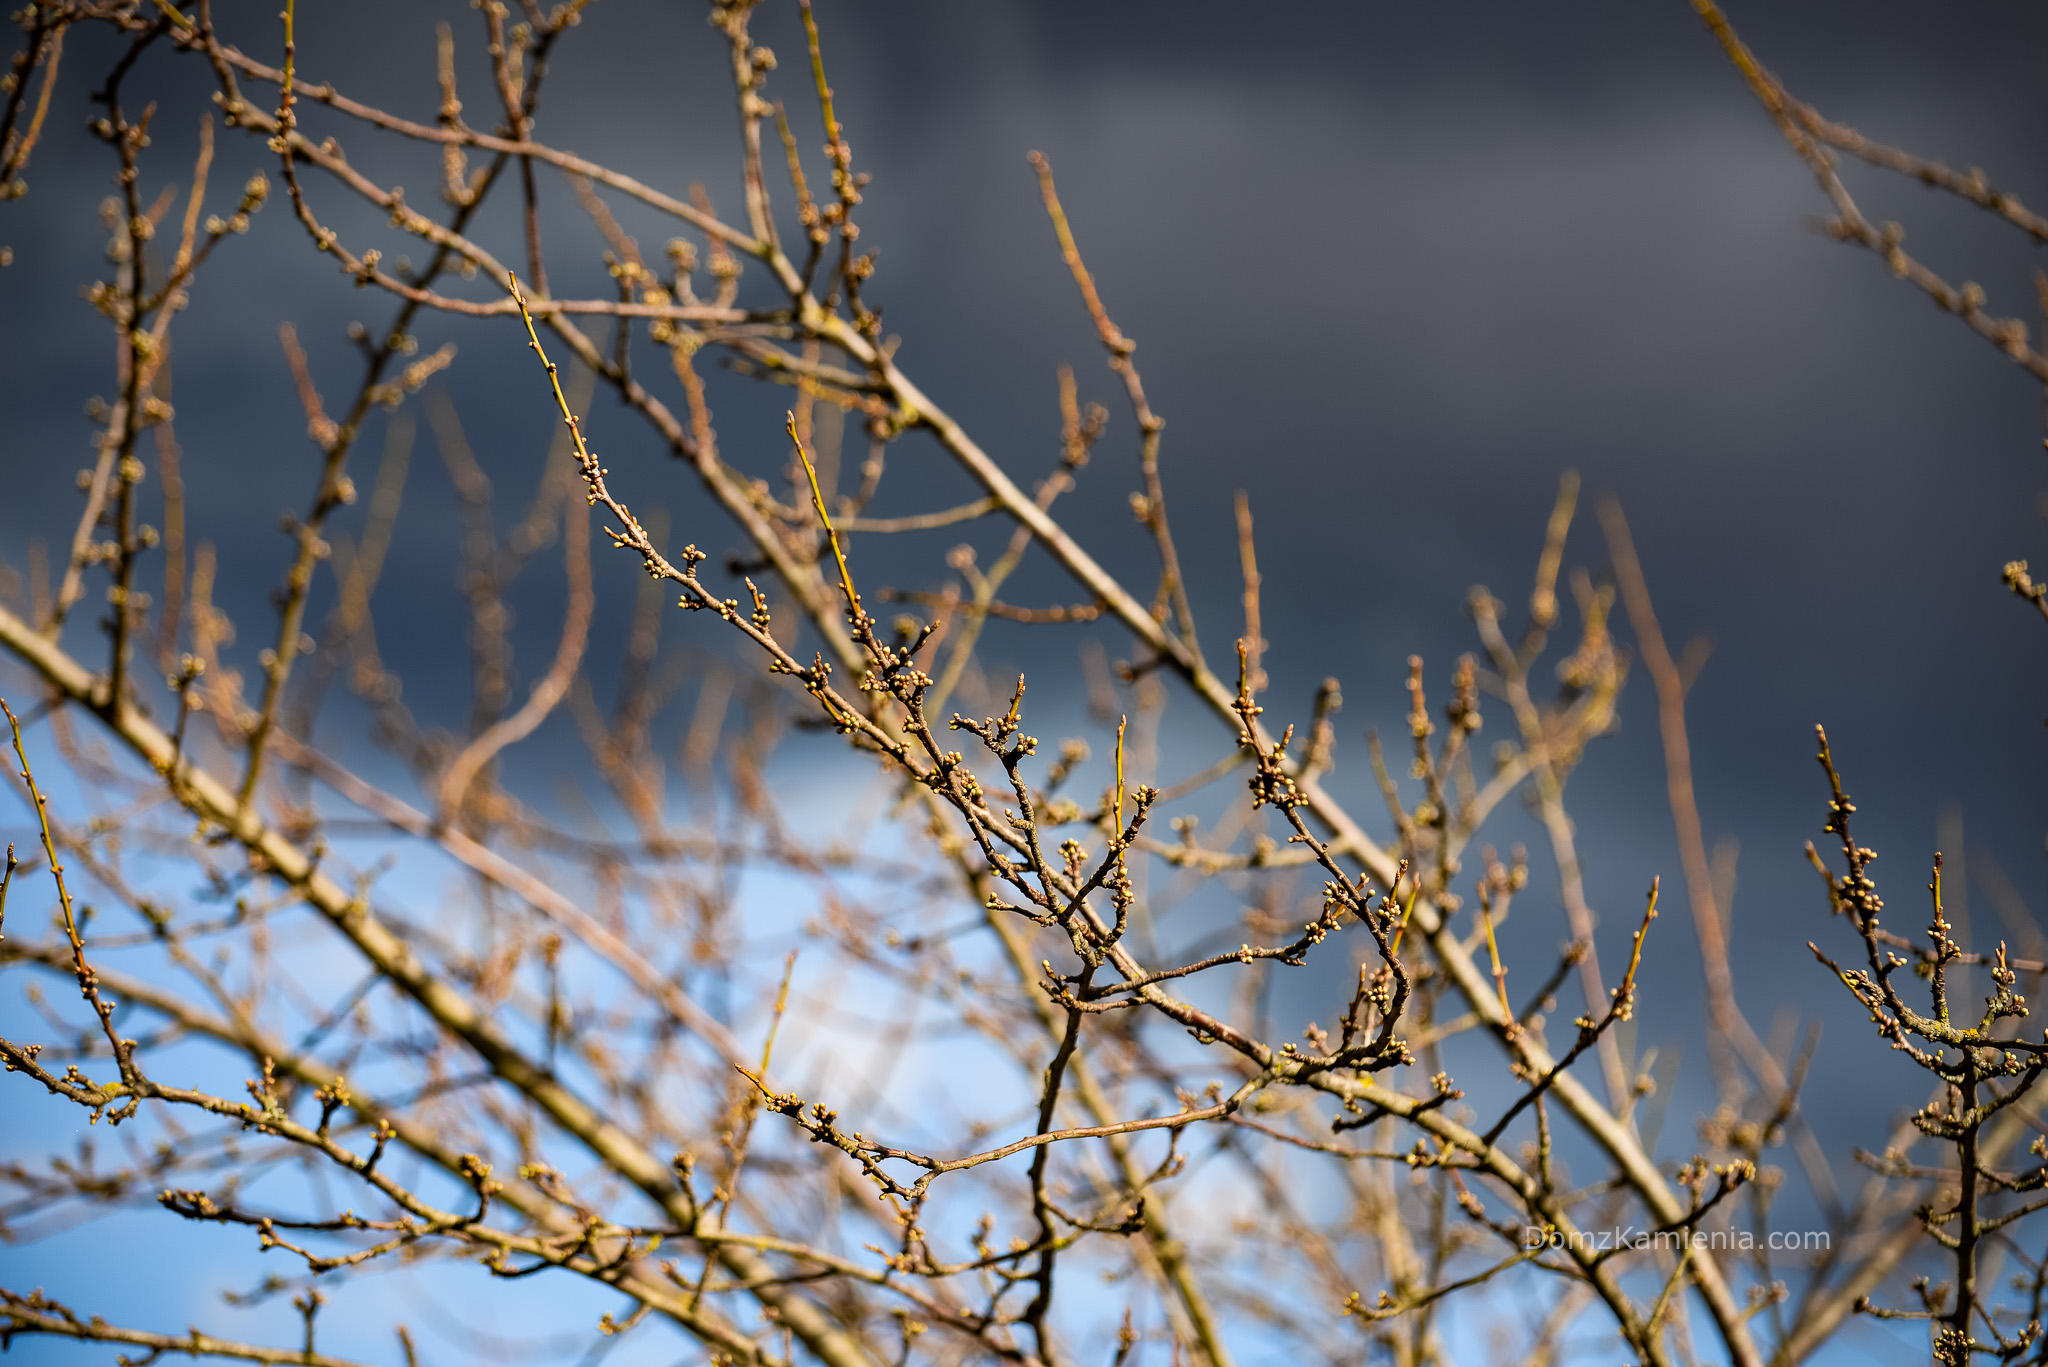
3,0 -> 2047,1359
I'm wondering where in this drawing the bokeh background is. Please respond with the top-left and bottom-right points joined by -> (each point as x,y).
4,1 -> 2048,1362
